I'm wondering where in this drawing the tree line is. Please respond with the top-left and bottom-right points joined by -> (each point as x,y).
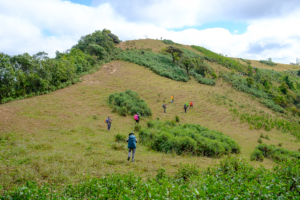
0,29 -> 121,103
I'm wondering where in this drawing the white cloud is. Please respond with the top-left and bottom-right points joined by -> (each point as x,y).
0,0 -> 300,64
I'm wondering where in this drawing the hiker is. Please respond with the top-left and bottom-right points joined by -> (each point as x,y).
162,104 -> 167,113
134,113 -> 140,124
171,95 -> 174,103
185,102 -> 189,110
189,101 -> 193,108
127,132 -> 137,162
184,103 -> 187,113
105,115 -> 112,131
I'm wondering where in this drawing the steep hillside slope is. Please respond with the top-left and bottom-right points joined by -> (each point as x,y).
1,59 -> 299,191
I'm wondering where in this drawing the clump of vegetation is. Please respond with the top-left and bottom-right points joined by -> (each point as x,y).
139,120 -> 240,157
115,133 -> 126,142
116,49 -> 189,82
253,143 -> 300,162
239,58 -> 251,65
250,149 -> 264,161
134,124 -> 141,132
230,108 -> 300,139
109,90 -> 152,116
260,59 -> 276,66
162,39 -> 174,45
192,45 -> 246,72
2,158 -> 300,199
175,115 -> 180,122
257,138 -> 262,143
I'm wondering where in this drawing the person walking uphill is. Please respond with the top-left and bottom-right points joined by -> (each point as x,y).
127,132 -> 137,162
162,104 -> 167,113
189,101 -> 193,108
106,115 -> 112,131
184,103 -> 187,113
171,95 -> 174,103
134,113 -> 140,124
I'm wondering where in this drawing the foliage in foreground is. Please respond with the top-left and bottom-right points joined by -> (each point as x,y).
1,158 -> 300,199
139,120 -> 240,157
108,90 -> 152,116
251,143 -> 300,162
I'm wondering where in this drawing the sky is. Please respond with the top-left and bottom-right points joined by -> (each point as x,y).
0,0 -> 300,64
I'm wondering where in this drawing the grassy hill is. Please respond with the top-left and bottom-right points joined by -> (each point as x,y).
1,38 -> 300,197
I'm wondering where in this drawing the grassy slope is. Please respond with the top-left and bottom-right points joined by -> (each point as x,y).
0,40 -> 299,191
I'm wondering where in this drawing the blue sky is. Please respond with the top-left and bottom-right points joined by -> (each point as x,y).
0,0 -> 300,64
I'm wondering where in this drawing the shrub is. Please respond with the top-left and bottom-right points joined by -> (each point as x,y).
262,99 -> 285,113
278,143 -> 283,147
162,39 -> 174,45
175,164 -> 200,181
255,143 -> 300,162
175,115 -> 180,123
115,134 -> 126,142
134,124 -> 141,132
260,60 -> 276,66
116,50 -> 189,82
250,149 -> 264,161
108,90 -> 152,116
139,121 -> 240,157
257,138 -> 262,143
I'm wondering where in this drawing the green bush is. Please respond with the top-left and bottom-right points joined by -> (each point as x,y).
162,39 -> 174,45
116,49 -> 189,82
250,149 -> 264,161
108,90 -> 152,116
257,138 -> 262,143
115,134 -> 126,142
134,124 -> 141,132
255,143 -> 300,162
175,164 -> 200,181
260,60 -> 276,66
175,115 -> 180,123
139,121 -> 240,157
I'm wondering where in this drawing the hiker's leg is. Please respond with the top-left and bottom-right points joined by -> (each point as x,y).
128,148 -> 131,160
108,123 -> 111,130
132,148 -> 136,162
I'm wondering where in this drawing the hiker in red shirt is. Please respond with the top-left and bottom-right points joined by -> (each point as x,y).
189,101 -> 193,108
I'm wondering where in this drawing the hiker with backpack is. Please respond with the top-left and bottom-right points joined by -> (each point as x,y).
105,115 -> 112,131
134,113 -> 140,124
162,104 -> 167,113
171,95 -> 174,103
127,132 -> 137,162
189,101 -> 193,108
184,103 -> 187,113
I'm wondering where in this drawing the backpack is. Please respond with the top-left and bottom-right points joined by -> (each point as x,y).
105,118 -> 109,123
134,115 -> 139,120
184,104 -> 187,108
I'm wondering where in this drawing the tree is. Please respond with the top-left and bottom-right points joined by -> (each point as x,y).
246,77 -> 254,87
165,46 -> 183,63
247,65 -> 253,76
181,57 -> 195,75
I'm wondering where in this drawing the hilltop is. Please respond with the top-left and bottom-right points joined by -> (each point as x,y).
1,31 -> 300,198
